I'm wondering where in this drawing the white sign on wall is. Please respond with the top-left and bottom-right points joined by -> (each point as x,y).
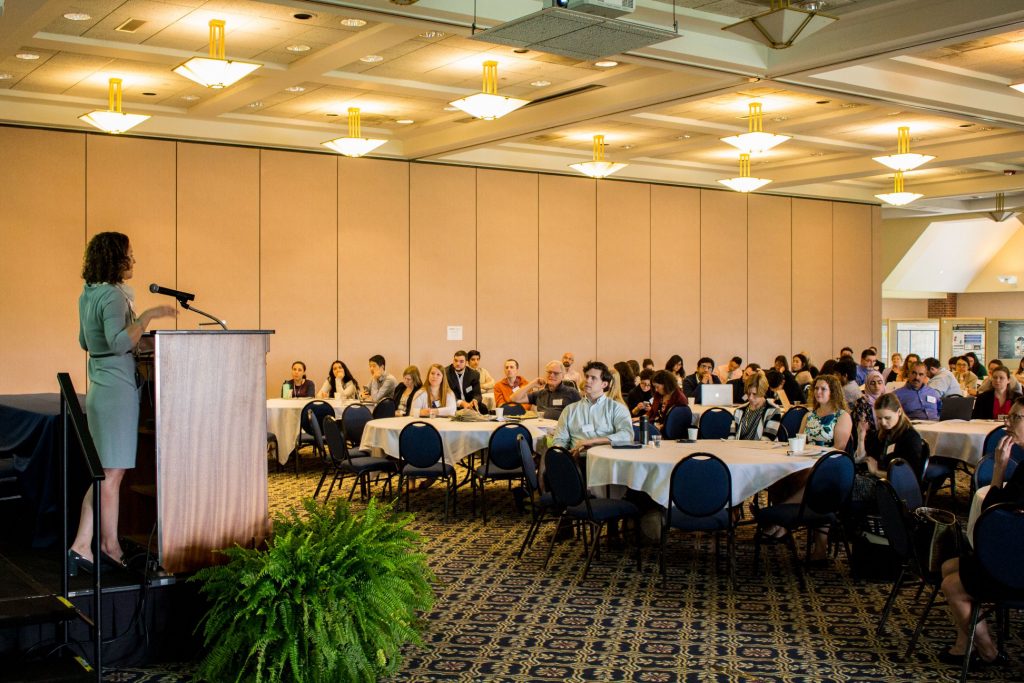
446,325 -> 463,341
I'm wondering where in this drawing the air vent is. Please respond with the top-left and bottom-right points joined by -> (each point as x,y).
115,18 -> 147,33
522,83 -> 603,108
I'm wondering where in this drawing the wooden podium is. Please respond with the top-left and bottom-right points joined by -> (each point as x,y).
132,330 -> 273,574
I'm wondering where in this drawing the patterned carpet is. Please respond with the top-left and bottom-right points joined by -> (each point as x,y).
263,461 -> 1021,683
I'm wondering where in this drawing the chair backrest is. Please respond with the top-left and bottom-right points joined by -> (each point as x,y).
487,423 -> 530,471
917,440 -> 931,486
974,504 -> 1024,591
973,455 -> 1019,491
306,407 -> 327,452
502,403 -> 526,416
663,405 -> 693,440
802,450 -> 855,516
300,400 -> 334,436
875,478 -> 917,562
398,421 -> 445,469
373,398 -> 397,419
341,404 -> 373,446
887,457 -> 923,512
982,425 -> 1006,457
517,435 -> 539,495
940,394 -> 974,421
669,452 -> 732,518
322,415 -> 348,465
697,407 -> 732,440
544,447 -> 587,508
780,406 -> 808,441
633,421 -> 660,442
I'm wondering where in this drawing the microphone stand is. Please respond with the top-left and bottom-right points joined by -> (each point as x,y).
179,299 -> 228,330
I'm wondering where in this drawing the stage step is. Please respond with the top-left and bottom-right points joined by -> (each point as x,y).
0,595 -> 81,628
4,656 -> 95,682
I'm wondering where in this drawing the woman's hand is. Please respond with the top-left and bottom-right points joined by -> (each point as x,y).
857,418 -> 869,435
143,305 -> 178,322
865,456 -> 879,475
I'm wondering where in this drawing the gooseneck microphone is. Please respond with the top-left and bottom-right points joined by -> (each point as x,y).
149,283 -> 196,303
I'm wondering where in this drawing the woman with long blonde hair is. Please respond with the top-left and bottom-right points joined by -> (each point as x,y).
410,363 -> 457,417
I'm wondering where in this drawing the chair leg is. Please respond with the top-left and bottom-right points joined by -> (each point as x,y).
877,568 -> 907,635
481,477 -> 489,524
543,515 -> 563,569
903,583 -> 940,661
580,522 -> 603,581
726,529 -> 736,585
961,603 -> 983,683
633,516 -> 642,571
347,474 -> 359,501
443,476 -> 450,524
658,525 -> 669,588
753,526 -> 763,577
518,512 -> 543,559
786,532 -> 804,590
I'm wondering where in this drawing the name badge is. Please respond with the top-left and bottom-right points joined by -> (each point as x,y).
885,444 -> 896,455
926,395 -> 937,404
582,424 -> 596,437
553,398 -> 564,406
432,400 -> 440,408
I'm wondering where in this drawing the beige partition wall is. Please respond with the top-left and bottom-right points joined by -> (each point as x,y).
177,143 -> 260,332
409,164 -> 477,370
791,198 -> 834,364
476,169 -> 539,378
0,128 -> 86,392
86,136 -> 177,332
651,185 -> 701,366
747,194 -> 792,367
700,189 -> 748,365
260,150 -> 337,395
338,157 -> 410,379
596,181 -> 650,362
538,175 -> 597,367
0,126 -> 883,396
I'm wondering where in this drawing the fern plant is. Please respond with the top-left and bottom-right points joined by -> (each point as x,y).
190,497 -> 434,683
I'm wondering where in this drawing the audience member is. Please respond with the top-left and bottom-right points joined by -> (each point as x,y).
614,361 -> 637,396
852,393 -> 925,505
648,370 -> 688,430
317,360 -> 359,399
885,353 -> 904,382
552,361 -> 633,456
947,356 -> 958,372
411,363 -> 457,417
361,355 -> 397,403
765,369 -> 792,411
1016,358 -> 1024,385
627,359 -> 641,377
855,348 -> 877,384
642,358 -> 655,371
923,357 -> 963,398
819,358 -> 839,378
894,362 -> 942,420
627,369 -> 655,416
510,360 -> 581,420
715,356 -> 743,384
729,371 -> 782,441
851,370 -> 885,435
729,363 -> 760,402
562,352 -> 582,387
446,350 -> 484,412
836,358 -> 862,405
965,352 -> 986,379
800,374 -> 852,450
607,367 -> 627,407
665,354 -> 686,385
838,346 -> 854,360
971,365 -> 1022,420
792,353 -> 814,387
393,365 -> 421,416
954,356 -> 979,396
682,356 -> 721,403
869,346 -> 885,373
772,355 -> 805,403
493,358 -> 529,407
467,350 -> 495,392
283,361 -> 315,398
978,360 -> 1023,395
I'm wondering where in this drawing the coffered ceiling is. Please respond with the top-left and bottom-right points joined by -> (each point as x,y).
3,0 -> 1024,216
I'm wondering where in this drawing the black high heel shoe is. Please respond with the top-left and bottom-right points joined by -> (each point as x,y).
99,551 -> 127,569
67,549 -> 94,577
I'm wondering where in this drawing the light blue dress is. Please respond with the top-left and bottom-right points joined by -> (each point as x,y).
78,283 -> 139,469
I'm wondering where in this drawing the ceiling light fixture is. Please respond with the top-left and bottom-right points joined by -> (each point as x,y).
322,107 -> 386,157
286,44 -> 311,52
722,0 -> 837,49
16,53 -> 40,60
181,94 -> 200,101
569,135 -> 627,179
986,193 -> 1020,223
594,60 -> 618,68
172,20 -> 260,89
341,18 -> 367,27
875,171 -> 922,206
718,154 -> 771,193
395,119 -> 414,124
360,54 -> 384,63
0,73 -> 13,80
284,85 -> 305,93
530,80 -> 550,87
873,126 -> 935,171
63,12 -> 92,21
448,60 -> 529,120
79,77 -> 150,134
419,30 -> 445,39
721,101 -> 790,155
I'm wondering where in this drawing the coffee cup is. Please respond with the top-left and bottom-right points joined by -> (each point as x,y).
495,407 -> 504,421
788,437 -> 804,454
687,428 -> 698,441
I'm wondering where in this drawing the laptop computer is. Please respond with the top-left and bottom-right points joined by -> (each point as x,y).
701,384 -> 733,406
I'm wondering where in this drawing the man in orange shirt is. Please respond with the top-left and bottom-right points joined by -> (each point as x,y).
493,358 -> 530,408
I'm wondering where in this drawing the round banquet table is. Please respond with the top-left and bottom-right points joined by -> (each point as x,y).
359,416 -> 557,467
587,439 -> 822,508
914,419 -> 1003,466
689,403 -> 738,426
266,397 -> 359,465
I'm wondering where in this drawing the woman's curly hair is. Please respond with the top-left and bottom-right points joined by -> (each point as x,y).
82,232 -> 131,284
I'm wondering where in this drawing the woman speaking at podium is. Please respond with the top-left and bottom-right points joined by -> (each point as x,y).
68,232 -> 177,574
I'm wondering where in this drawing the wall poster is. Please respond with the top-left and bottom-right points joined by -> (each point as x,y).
951,322 -> 985,358
997,320 -> 1024,359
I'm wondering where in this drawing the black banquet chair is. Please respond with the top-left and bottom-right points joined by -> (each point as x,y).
396,421 -> 458,522
472,423 -> 528,523
696,407 -> 732,440
516,434 -> 558,559
372,398 -> 397,419
320,415 -> 396,502
501,403 -> 527,416
340,403 -> 373,458
294,400 -> 334,473
658,452 -> 736,586
752,450 -> 855,588
542,447 -> 641,581
779,406 -> 808,442
662,405 -> 693,440
939,394 -> 974,421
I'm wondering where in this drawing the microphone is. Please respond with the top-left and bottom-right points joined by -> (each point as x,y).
149,283 -> 195,303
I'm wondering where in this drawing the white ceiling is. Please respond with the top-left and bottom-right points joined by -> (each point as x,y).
3,0 -> 1024,215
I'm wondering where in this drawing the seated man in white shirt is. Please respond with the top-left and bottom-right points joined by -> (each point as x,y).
923,357 -> 964,398
552,361 -> 634,457
467,349 -> 496,392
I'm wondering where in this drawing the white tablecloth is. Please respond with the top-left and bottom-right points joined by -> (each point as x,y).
915,419 -> 1002,466
689,403 -> 738,426
360,416 -> 556,467
587,439 -> 820,507
266,398 -> 359,464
